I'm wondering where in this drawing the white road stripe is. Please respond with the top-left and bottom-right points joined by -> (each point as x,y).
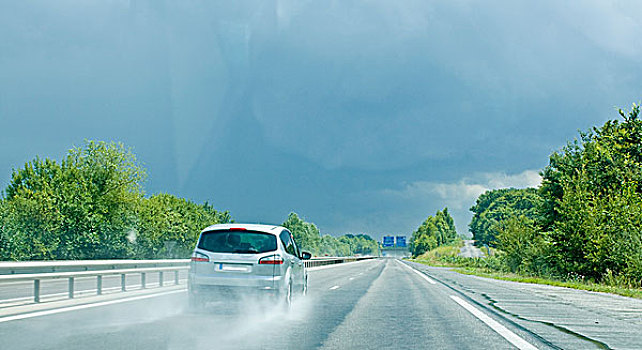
0,289 -> 186,324
329,285 -> 340,290
349,277 -> 355,281
450,295 -> 538,350
396,260 -> 436,284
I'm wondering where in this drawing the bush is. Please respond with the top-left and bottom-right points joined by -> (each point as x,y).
494,216 -> 552,276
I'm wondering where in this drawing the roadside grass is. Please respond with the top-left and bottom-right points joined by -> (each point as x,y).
410,245 -> 642,300
414,243 -> 463,265
452,267 -> 642,300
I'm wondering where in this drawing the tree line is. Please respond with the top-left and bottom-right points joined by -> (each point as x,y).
0,141 -> 377,260
409,208 -> 459,256
0,141 -> 232,260
469,104 -> 642,286
282,212 -> 380,257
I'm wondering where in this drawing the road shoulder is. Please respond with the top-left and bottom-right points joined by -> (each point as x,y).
407,261 -> 642,349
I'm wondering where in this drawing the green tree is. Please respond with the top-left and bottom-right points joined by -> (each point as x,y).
538,103 -> 642,282
469,188 -> 542,247
1,141 -> 144,259
547,172 -> 642,281
410,208 -> 458,256
318,234 -> 340,256
540,104 -> 642,230
0,162 -> 64,260
0,140 -> 232,261
135,194 -> 232,258
435,208 -> 458,245
495,215 -> 549,274
282,212 -> 321,254
280,213 -> 379,257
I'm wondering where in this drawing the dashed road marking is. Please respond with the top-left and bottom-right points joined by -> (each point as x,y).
329,285 -> 340,290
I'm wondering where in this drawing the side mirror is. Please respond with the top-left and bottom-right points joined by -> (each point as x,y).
301,251 -> 312,260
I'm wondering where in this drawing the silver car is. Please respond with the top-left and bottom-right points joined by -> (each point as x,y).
188,224 -> 311,309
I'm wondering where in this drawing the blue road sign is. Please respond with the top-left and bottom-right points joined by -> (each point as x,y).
382,236 -> 395,247
396,236 -> 407,247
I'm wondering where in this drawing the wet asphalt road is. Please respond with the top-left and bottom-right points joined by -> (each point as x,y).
0,259 -> 640,349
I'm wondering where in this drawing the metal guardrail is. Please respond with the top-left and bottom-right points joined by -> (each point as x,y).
0,259 -> 191,275
0,256 -> 376,303
0,260 -> 190,303
304,256 -> 376,268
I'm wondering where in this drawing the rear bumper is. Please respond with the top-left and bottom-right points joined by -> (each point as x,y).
189,273 -> 284,288
188,284 -> 283,302
188,273 -> 287,301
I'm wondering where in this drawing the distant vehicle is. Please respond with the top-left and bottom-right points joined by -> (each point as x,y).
188,224 -> 311,310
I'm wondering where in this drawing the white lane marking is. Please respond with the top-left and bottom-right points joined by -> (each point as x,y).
329,285 -> 340,290
0,289 -> 186,324
396,260 -> 436,284
450,296 -> 538,350
349,277 -> 355,281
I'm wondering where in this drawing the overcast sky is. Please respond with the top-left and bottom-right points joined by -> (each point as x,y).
1,1 -> 641,239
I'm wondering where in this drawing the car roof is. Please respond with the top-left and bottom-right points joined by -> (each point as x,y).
200,223 -> 285,235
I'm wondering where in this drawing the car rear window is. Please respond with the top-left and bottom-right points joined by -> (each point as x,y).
197,230 -> 277,254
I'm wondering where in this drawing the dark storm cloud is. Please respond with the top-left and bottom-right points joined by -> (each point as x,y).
1,1 -> 641,238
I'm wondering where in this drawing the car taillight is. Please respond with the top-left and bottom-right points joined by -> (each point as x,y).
191,252 -> 209,262
259,255 -> 284,265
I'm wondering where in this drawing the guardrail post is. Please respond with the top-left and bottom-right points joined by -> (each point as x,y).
68,277 -> 74,299
34,279 -> 40,303
1,262 -> 191,303
97,275 -> 102,295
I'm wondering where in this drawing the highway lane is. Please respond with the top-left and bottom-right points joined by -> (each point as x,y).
0,259 -> 546,350
317,260 -> 531,350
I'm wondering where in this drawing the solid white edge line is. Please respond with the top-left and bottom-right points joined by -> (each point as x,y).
329,285 -> 340,290
450,295 -> 538,350
0,289 -> 187,324
396,260 -> 437,284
